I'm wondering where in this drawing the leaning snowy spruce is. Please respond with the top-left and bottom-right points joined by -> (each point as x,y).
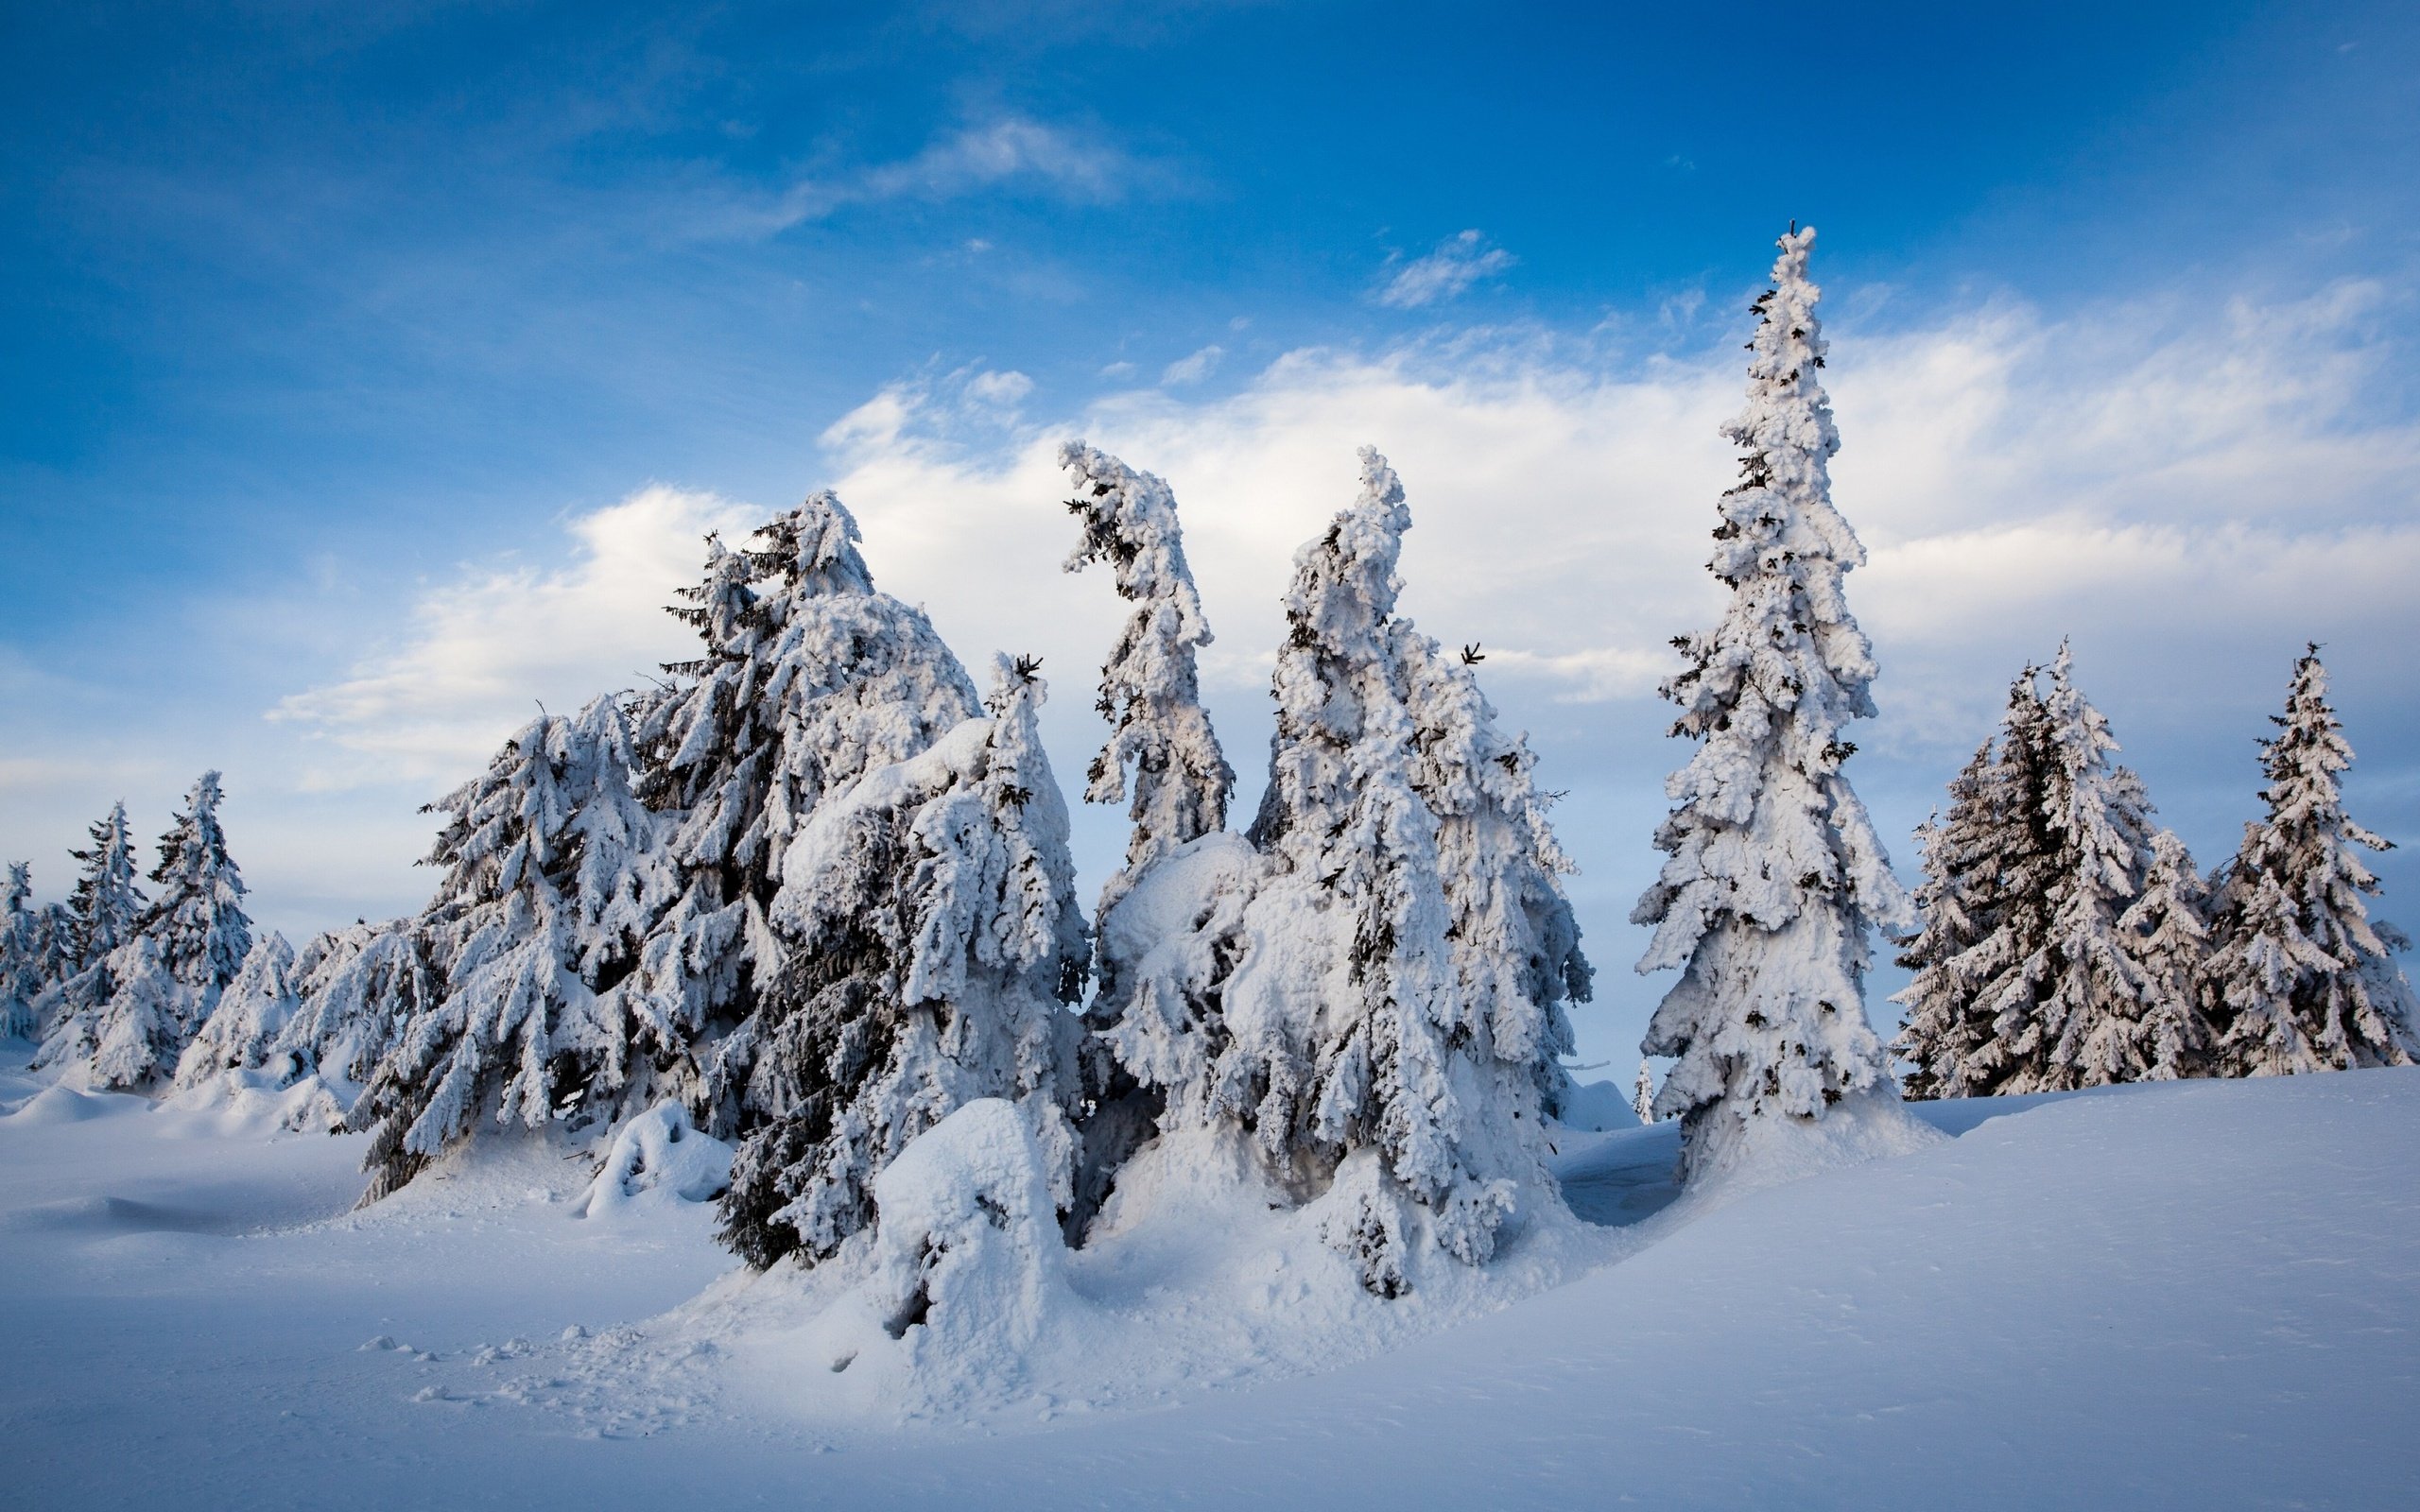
1632,226 -> 1924,1184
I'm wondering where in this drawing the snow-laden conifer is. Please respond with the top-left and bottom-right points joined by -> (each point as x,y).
349,696 -> 669,1200
2207,647 -> 2418,1074
631,493 -> 982,1120
717,656 -> 1088,1269
2120,829 -> 2217,1079
1892,671 -> 2061,1097
265,921 -> 435,1100
64,802 -> 145,971
175,932 -> 302,1089
144,772 -> 254,1007
2025,646 -> 2162,1089
1632,1061 -> 1657,1125
1632,227 -> 1912,1182
1397,629 -> 1590,1126
1060,440 -> 1234,904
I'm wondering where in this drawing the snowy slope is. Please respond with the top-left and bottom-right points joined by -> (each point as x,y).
2,1046 -> 2412,1509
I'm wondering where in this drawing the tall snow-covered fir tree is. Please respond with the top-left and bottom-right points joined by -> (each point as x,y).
38,778 -> 255,1091
1189,448 -> 1577,1293
2206,647 -> 2418,1074
1892,670 -> 2061,1098
631,492 -> 984,1128
1057,440 -> 1249,1219
1059,440 -> 1235,906
2026,645 -> 2162,1090
143,772 -> 255,1011
2119,829 -> 2218,1079
717,656 -> 1088,1269
1632,1060 -> 1658,1124
349,696 -> 668,1201
1632,227 -> 1912,1183
64,802 -> 145,971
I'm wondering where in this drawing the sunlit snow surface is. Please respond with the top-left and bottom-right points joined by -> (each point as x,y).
2,1044 -> 2412,1509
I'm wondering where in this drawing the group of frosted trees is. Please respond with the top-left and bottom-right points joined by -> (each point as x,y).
4,777 -> 257,1090
8,223 -> 2411,1299
3,437 -> 1592,1295
1893,644 -> 2417,1093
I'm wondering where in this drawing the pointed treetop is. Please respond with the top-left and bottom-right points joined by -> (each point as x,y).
758,489 -> 875,598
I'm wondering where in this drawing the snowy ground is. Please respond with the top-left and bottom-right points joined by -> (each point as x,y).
3,1049 -> 2412,1510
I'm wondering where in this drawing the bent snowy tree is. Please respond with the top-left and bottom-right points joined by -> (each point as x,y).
1633,227 -> 1912,1183
1057,441 -> 1246,1222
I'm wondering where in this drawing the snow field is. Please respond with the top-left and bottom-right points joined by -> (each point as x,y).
4,1047 -> 2412,1509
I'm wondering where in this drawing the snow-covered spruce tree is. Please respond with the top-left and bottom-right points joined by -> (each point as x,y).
257,920 -> 435,1102
1058,441 -> 1246,1217
1892,670 -> 2062,1099
174,932 -> 302,1090
2119,829 -> 2218,1079
1632,1060 -> 1657,1124
717,656 -> 1088,1270
1396,628 -> 1591,1128
349,695 -> 667,1201
31,804 -> 150,1071
143,772 -> 255,1013
64,802 -> 145,971
40,778 -> 255,1091
2025,645 -> 2162,1090
1190,448 -> 1565,1294
2206,647 -> 2418,1074
1632,226 -> 1914,1183
631,493 -> 984,1132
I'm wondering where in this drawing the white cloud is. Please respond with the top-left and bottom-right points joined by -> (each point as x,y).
1377,231 -> 1516,309
255,278 -> 2420,960
270,485 -> 757,787
1160,345 -> 1224,386
964,369 -> 1035,408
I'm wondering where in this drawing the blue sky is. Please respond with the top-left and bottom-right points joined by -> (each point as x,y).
7,0 -> 2418,1067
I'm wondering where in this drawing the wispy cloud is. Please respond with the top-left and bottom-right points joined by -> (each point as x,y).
1376,230 -> 1516,309
1161,345 -> 1224,385
732,117 -> 1140,235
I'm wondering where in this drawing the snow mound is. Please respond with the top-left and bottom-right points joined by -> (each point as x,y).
866,1099 -> 1080,1383
575,1102 -> 735,1220
1,1083 -> 136,1125
157,1066 -> 351,1136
